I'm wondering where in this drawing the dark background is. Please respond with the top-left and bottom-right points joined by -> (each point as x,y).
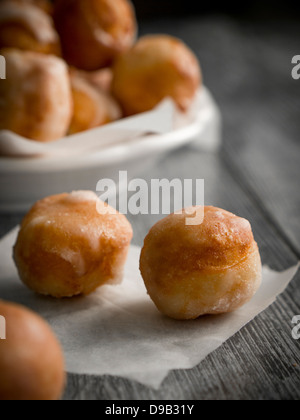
131,0 -> 300,20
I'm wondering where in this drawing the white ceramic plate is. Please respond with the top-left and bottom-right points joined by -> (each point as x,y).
0,87 -> 221,212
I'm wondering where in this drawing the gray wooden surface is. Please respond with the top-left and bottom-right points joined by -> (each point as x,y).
0,17 -> 300,400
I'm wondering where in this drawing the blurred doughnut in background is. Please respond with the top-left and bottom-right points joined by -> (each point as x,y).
53,0 -> 137,71
0,0 -> 202,143
0,1 -> 60,55
0,300 -> 65,401
5,0 -> 54,15
0,49 -> 73,142
69,68 -> 122,134
112,35 -> 202,116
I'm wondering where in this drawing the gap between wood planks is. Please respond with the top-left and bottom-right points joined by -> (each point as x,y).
221,153 -> 300,261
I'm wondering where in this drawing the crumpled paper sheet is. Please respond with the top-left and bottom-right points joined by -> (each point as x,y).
0,228 -> 299,389
0,87 -> 221,158
0,100 -> 175,158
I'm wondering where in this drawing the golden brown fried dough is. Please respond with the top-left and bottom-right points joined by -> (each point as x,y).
6,0 -> 53,15
112,35 -> 202,116
14,191 -> 133,298
0,301 -> 65,400
69,69 -> 122,134
0,49 -> 73,142
0,1 -> 60,55
54,0 -> 137,71
140,207 -> 262,320
4,0 -> 53,15
74,68 -> 114,94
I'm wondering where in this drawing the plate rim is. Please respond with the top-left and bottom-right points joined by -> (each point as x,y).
0,87 -> 219,174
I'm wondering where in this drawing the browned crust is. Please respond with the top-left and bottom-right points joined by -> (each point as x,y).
140,206 -> 255,275
0,1 -> 60,55
54,0 -> 137,70
140,206 -> 262,319
69,69 -> 122,134
0,301 -> 65,400
13,192 -> 133,298
0,49 -> 72,142
112,35 -> 201,116
6,0 -> 54,15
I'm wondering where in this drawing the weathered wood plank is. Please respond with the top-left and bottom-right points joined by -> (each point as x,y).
60,149 -> 299,400
2,149 -> 299,400
139,18 -> 300,254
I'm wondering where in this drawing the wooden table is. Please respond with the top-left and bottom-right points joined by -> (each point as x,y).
1,17 -> 299,400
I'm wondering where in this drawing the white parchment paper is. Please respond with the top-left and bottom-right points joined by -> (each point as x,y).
0,228 -> 299,389
0,88 -> 221,158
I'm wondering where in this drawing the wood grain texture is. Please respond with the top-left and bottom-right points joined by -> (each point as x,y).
60,150 -> 300,401
0,18 -> 299,400
139,17 -> 300,255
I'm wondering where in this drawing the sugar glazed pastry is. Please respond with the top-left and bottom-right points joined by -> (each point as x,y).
112,35 -> 202,116
7,0 -> 54,15
0,301 -> 65,401
54,0 -> 137,71
74,68 -> 114,94
13,191 -> 133,298
0,1 -> 60,55
0,49 -> 72,142
69,69 -> 122,134
140,207 -> 262,320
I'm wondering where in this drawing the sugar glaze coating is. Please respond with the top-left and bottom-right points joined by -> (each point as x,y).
14,191 -> 133,298
140,206 -> 262,320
